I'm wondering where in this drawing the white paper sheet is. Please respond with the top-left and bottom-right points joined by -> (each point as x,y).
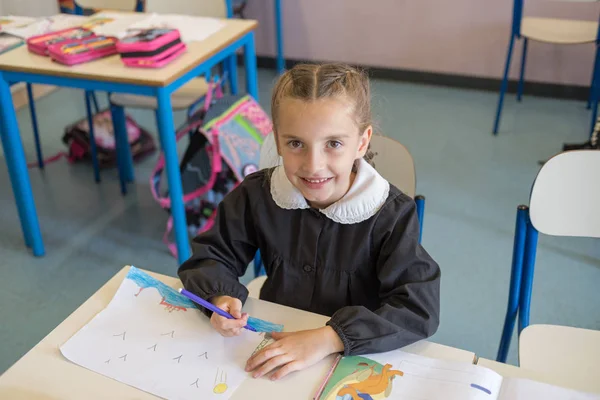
81,12 -> 151,39
60,267 -> 265,400
127,14 -> 226,43
0,14 -> 86,39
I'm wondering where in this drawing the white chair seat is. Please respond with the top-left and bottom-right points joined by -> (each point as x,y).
246,276 -> 267,299
521,17 -> 598,44
110,78 -> 209,110
519,324 -> 600,394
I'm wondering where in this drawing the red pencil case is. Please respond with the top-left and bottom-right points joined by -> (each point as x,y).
48,35 -> 118,66
27,27 -> 95,56
117,28 -> 186,68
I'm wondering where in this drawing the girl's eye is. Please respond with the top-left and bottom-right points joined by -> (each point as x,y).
288,140 -> 302,149
327,140 -> 342,149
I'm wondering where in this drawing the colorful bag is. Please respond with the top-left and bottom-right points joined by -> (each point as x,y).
62,108 -> 156,168
151,80 -> 272,257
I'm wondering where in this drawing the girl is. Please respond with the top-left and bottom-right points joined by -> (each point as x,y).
178,63 -> 440,381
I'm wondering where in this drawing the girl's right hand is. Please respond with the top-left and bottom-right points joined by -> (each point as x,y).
209,295 -> 249,337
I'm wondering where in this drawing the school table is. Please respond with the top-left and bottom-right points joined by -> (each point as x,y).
0,15 -> 259,265
478,355 -> 600,394
0,266 -> 477,400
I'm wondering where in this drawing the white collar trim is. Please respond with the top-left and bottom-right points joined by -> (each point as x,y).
270,158 -> 390,224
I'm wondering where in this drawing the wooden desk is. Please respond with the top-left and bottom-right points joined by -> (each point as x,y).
0,267 -> 476,400
0,15 -> 258,264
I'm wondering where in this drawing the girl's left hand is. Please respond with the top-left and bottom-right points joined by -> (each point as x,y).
245,326 -> 344,381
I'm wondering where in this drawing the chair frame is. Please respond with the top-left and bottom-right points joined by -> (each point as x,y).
496,150 -> 600,363
493,0 -> 600,138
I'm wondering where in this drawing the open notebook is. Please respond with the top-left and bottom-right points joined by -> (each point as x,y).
60,266 -> 282,400
314,349 -> 599,400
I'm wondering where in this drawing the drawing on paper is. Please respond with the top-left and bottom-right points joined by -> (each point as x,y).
247,317 -> 284,333
321,356 -> 403,400
127,267 -> 194,313
213,368 -> 229,395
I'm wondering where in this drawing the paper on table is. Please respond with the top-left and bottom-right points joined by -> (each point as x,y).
60,266 -> 265,400
81,12 -> 150,39
126,14 -> 226,43
0,14 -> 87,39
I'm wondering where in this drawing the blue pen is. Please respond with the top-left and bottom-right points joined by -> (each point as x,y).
178,288 -> 257,332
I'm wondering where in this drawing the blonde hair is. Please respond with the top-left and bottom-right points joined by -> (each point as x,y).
271,63 -> 375,167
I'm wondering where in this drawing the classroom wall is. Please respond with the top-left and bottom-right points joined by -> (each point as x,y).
245,0 -> 599,87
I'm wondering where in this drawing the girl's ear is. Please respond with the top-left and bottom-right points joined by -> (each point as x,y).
356,125 -> 373,158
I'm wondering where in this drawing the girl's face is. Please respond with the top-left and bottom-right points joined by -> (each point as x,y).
275,97 -> 372,209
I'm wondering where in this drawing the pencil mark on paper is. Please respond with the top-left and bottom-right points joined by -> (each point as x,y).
173,355 -> 183,363
198,352 -> 208,359
147,344 -> 157,352
190,378 -> 200,388
113,331 -> 126,340
161,330 -> 175,338
119,354 -> 128,362
105,359 -> 110,364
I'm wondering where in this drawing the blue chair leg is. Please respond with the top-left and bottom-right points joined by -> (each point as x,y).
89,91 -> 100,113
415,195 -> 425,244
518,218 -> 539,336
587,45 -> 599,110
254,251 -> 263,277
274,0 -> 285,74
589,47 -> 600,139
493,34 -> 517,135
26,83 -> 44,169
496,205 -> 528,363
84,91 -> 101,183
517,38 -> 528,102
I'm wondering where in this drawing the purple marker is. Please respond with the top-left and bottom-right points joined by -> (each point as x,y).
178,288 -> 257,332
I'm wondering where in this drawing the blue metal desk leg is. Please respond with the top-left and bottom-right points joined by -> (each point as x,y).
274,0 -> 285,74
111,104 -> 134,182
0,74 -> 45,256
244,32 -> 259,101
26,83 -> 44,169
84,91 -> 101,183
155,88 -> 190,264
227,54 -> 239,95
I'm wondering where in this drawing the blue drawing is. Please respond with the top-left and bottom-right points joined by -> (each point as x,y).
247,317 -> 283,333
125,267 -> 284,331
126,266 -> 195,310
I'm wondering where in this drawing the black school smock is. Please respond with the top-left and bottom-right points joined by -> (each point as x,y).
178,159 -> 441,356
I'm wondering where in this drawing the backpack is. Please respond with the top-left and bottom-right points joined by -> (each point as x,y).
151,80 -> 272,257
27,108 -> 156,170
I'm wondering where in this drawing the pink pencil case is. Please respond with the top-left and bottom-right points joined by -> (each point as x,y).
27,27 -> 94,56
48,35 -> 118,66
117,28 -> 186,68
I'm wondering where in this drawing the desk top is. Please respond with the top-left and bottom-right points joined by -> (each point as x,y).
0,15 -> 257,87
0,267 -> 476,400
477,357 -> 600,394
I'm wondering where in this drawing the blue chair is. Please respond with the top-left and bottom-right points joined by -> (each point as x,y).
493,0 -> 600,137
496,150 -> 600,363
249,133 -> 428,287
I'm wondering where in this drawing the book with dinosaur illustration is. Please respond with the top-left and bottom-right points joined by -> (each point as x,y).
314,349 -> 599,400
60,266 -> 282,400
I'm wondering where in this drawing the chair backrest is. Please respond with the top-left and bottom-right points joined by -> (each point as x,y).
74,0 -> 138,11
258,134 -> 417,199
144,0 -> 227,18
529,150 -> 600,238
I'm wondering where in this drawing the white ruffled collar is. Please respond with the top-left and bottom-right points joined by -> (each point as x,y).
270,158 -> 390,224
